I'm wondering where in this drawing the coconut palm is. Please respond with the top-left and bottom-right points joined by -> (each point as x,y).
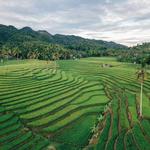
137,58 -> 147,117
2,46 -> 9,59
12,47 -> 21,59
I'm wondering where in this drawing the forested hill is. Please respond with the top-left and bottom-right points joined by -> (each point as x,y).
117,43 -> 150,64
132,43 -> 150,51
0,24 -> 127,60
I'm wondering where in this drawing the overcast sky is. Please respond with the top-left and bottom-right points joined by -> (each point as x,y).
0,0 -> 150,46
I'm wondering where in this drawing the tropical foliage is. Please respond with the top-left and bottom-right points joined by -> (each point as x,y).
0,24 -> 127,60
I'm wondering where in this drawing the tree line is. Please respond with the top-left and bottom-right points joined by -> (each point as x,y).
116,43 -> 150,65
0,24 -> 127,61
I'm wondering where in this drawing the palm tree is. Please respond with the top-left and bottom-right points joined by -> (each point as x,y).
2,46 -> 9,60
12,47 -> 21,59
15,47 -> 21,59
27,51 -> 39,59
137,58 -> 147,117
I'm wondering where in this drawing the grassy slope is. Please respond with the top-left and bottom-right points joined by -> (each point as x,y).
0,57 -> 150,150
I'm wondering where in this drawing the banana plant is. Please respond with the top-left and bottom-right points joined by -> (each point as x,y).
97,114 -> 103,122
91,124 -> 98,133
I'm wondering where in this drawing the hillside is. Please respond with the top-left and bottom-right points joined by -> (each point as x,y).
0,24 -> 127,60
0,58 -> 150,149
116,43 -> 150,64
132,42 -> 150,52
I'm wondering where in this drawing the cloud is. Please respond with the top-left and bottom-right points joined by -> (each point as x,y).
0,0 -> 150,46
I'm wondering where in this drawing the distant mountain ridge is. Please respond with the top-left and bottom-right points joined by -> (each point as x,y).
0,24 -> 127,50
0,24 -> 129,60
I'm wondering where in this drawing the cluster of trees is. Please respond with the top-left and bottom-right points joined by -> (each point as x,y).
116,43 -> 150,65
1,24 -> 149,65
1,42 -> 111,60
0,42 -> 83,60
0,24 -> 127,61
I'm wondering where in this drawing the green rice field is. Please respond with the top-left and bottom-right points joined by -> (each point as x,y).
0,57 -> 150,150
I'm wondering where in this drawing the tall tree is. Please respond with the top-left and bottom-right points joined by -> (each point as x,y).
13,47 -> 21,59
137,58 -> 147,117
1,45 -> 9,59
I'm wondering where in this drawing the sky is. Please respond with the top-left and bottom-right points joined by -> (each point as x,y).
0,0 -> 150,46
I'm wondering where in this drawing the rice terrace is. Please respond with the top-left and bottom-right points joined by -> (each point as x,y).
0,57 -> 150,150
1,0 -> 150,149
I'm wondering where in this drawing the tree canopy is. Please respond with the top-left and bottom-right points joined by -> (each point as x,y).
0,24 -> 127,60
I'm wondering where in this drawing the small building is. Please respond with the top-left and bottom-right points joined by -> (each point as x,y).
101,64 -> 113,68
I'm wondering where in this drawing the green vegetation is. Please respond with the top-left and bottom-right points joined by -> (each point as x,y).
0,24 -> 127,61
117,43 -> 150,65
0,57 -> 150,150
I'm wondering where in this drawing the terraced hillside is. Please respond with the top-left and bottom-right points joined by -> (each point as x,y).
0,58 -> 150,150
